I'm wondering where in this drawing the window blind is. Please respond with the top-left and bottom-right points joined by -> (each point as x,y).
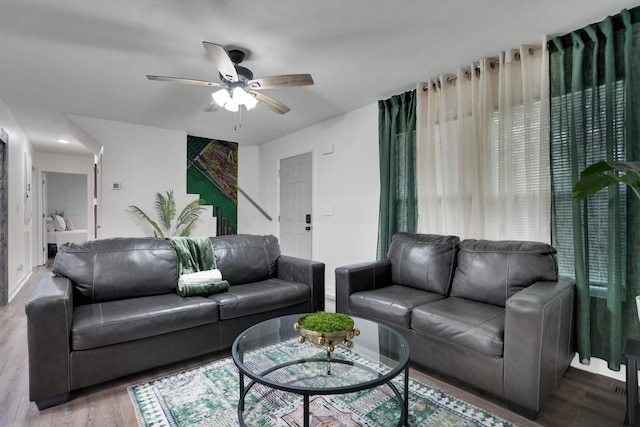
550,82 -> 627,298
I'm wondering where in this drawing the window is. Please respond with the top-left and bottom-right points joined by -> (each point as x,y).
550,81 -> 627,298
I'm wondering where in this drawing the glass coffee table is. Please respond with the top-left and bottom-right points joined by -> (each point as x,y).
231,313 -> 410,427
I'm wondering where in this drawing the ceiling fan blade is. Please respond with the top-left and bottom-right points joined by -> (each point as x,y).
249,91 -> 291,115
202,41 -> 238,82
203,100 -> 220,112
146,75 -> 223,88
248,74 -> 314,89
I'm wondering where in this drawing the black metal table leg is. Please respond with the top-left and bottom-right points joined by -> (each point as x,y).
239,371 -> 245,411
404,365 -> 409,426
304,395 -> 310,427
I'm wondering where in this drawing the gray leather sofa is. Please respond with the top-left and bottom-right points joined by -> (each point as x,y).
26,234 -> 324,409
336,232 -> 574,419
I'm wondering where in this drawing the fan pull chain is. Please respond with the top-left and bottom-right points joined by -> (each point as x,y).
234,107 -> 242,131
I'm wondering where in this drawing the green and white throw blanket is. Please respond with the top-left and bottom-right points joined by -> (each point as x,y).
168,237 -> 229,297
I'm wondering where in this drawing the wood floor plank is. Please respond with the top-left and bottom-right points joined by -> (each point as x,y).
0,263 -> 629,426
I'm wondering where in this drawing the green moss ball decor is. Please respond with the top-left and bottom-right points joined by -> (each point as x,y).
293,312 -> 359,352
298,311 -> 354,332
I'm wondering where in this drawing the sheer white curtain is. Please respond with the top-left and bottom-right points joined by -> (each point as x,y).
416,42 -> 550,242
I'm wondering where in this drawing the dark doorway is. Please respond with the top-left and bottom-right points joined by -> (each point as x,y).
0,128 -> 8,305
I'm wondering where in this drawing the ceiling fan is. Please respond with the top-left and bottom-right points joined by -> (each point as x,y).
147,41 -> 314,115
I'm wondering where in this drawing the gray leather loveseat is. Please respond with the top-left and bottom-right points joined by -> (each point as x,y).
336,232 -> 574,419
26,234 -> 324,409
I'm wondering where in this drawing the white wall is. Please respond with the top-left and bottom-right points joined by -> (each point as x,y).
0,96 -> 33,302
35,151 -> 94,174
237,145 -> 265,234
241,103 -> 380,298
67,115 -> 215,238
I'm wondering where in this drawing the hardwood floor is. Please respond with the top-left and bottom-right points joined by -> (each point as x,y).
0,264 -> 628,426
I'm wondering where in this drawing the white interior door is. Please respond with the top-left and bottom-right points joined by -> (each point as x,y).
279,152 -> 312,259
95,152 -> 102,239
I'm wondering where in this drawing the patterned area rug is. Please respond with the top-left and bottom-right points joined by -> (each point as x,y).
129,340 -> 515,427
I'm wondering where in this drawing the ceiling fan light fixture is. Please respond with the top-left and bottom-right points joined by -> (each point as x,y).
149,42 -> 313,118
232,86 -> 258,110
231,86 -> 246,102
244,93 -> 258,110
224,99 -> 239,112
212,89 -> 231,107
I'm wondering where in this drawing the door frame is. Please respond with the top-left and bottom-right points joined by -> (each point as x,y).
37,170 -> 93,263
0,128 -> 7,306
34,168 -> 45,266
277,149 -> 315,259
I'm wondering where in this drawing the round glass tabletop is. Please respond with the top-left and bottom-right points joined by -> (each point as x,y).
231,313 -> 409,395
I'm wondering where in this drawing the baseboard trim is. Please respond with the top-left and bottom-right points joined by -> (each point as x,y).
8,270 -> 31,304
570,354 -> 625,383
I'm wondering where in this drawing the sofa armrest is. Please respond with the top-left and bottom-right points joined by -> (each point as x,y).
335,260 -> 393,314
503,277 -> 575,417
25,272 -> 74,407
276,255 -> 325,312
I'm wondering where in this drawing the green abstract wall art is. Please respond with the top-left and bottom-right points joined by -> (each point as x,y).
187,135 -> 238,235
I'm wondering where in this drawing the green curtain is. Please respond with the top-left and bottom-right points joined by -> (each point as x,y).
549,7 -> 640,370
377,91 -> 417,259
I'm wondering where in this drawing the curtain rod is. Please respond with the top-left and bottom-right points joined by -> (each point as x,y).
422,46 -> 542,91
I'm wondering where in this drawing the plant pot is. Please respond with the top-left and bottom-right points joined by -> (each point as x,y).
293,313 -> 360,353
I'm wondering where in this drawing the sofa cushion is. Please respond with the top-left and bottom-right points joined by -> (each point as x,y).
387,233 -> 460,295
71,293 -> 218,351
449,239 -> 558,307
53,237 -> 178,304
210,234 -> 280,286
412,297 -> 505,357
349,285 -> 446,329
208,278 -> 309,320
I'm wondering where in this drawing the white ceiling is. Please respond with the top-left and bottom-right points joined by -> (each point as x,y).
0,0 -> 638,156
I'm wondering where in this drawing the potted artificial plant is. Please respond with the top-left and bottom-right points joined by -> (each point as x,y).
127,189 -> 206,237
572,160 -> 640,201
293,312 -> 360,353
572,160 -> 640,319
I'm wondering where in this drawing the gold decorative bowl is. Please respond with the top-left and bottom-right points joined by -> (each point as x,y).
293,316 -> 360,353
